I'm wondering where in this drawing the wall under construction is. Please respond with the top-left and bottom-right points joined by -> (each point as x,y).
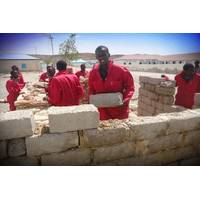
0,104 -> 200,166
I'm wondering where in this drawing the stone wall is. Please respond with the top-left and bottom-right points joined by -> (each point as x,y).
137,76 -> 186,116
1,104 -> 200,166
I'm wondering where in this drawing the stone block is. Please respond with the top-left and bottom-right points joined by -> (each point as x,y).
155,86 -> 175,96
26,132 -> 78,156
160,80 -> 176,88
128,116 -> 168,140
80,125 -> 130,148
48,104 -> 99,133
0,110 -> 35,140
194,93 -> 200,106
8,138 -> 26,157
139,76 -> 149,84
0,156 -> 39,166
41,148 -> 91,166
180,157 -> 200,166
0,140 -> 7,159
159,95 -> 174,105
183,130 -> 200,146
144,84 -> 156,92
89,92 -> 123,108
93,142 -> 135,164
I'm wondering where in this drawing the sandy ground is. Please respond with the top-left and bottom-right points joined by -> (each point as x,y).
0,69 -> 175,113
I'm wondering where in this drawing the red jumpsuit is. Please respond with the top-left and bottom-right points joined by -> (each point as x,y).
6,79 -> 21,111
18,72 -> 25,89
89,60 -> 135,120
175,72 -> 200,108
75,70 -> 89,79
48,70 -> 84,106
39,72 -> 48,82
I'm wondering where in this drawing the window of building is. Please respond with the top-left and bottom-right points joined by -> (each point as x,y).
129,62 -> 131,65
179,61 -> 182,64
173,61 -> 176,64
123,62 -> 126,65
21,63 -> 27,70
139,62 -> 142,64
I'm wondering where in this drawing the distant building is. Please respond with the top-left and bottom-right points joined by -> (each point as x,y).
0,54 -> 41,73
114,53 -> 200,66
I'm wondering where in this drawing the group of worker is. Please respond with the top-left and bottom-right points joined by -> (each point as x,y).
5,45 -> 200,120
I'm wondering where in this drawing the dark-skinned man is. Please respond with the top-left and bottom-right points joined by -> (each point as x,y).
6,70 -> 21,111
75,64 -> 89,79
88,46 -> 134,120
39,65 -> 55,82
194,60 -> 200,74
175,63 -> 200,109
47,60 -> 84,106
11,65 -> 25,89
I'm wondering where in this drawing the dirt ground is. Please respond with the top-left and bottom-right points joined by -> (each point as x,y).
0,69 -> 175,113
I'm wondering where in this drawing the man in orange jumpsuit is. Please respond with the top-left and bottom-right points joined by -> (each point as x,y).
39,66 -> 55,82
11,65 -> 25,89
89,46 -> 135,120
75,64 -> 89,79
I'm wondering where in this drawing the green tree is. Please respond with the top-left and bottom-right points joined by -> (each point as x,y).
59,33 -> 79,64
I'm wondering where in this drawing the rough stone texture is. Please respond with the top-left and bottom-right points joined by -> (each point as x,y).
0,140 -> 7,159
147,133 -> 183,153
155,86 -> 175,96
158,95 -> 174,105
89,92 -> 123,108
8,138 -> 26,157
26,132 -> 78,156
48,105 -> 99,133
128,116 -> 168,140
161,110 -> 200,134
180,157 -> 200,166
144,83 -> 155,92
194,93 -> 200,106
183,130 -> 200,146
93,142 -> 135,164
0,156 -> 39,166
0,110 -> 35,140
41,148 -> 91,166
80,126 -> 130,148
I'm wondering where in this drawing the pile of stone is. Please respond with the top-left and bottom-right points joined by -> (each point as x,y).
193,93 -> 200,109
138,76 -> 185,116
15,82 -> 48,109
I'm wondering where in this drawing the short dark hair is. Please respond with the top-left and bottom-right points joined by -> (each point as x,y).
95,45 -> 109,54
183,63 -> 194,71
11,65 -> 19,71
10,70 -> 18,79
195,60 -> 199,65
56,60 -> 67,71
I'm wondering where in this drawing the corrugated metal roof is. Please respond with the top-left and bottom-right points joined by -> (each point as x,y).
0,54 -> 40,60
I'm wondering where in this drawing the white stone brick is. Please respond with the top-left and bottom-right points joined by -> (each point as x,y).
155,86 -> 175,96
139,76 -> 149,84
89,92 -> 123,108
183,130 -> 200,146
80,125 -> 131,147
0,156 -> 39,166
144,84 -> 156,92
0,140 -> 7,159
0,110 -> 35,140
41,148 -> 91,166
93,142 -> 135,164
160,80 -> 176,88
159,95 -> 174,105
26,132 -> 78,156
48,104 -> 99,133
194,93 -> 200,106
128,116 -> 168,140
8,138 -> 26,157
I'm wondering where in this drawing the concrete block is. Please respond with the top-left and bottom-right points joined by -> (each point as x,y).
159,95 -> 174,105
89,92 -> 123,108
41,148 -> 91,166
26,132 -> 78,156
194,93 -> 200,106
144,84 -> 156,92
0,110 -> 35,140
0,140 -> 7,159
183,130 -> 200,146
0,156 -> 39,166
155,86 -> 175,96
93,142 -> 135,164
48,104 -> 99,133
147,77 -> 164,85
80,125 -> 130,147
8,138 -> 26,157
147,133 -> 183,153
160,80 -> 176,88
128,116 -> 168,140
163,105 -> 186,113
162,110 -> 200,134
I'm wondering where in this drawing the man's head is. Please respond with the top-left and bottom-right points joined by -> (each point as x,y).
161,75 -> 165,78
10,70 -> 19,79
183,63 -> 195,80
11,65 -> 19,72
95,46 -> 110,66
80,64 -> 86,71
194,60 -> 199,67
56,60 -> 67,71
47,66 -> 56,78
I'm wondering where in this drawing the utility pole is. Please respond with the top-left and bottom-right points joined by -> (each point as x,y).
49,34 -> 54,55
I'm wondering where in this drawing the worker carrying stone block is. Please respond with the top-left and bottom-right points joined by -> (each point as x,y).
88,46 -> 134,120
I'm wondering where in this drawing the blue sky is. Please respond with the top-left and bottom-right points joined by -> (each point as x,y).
0,33 -> 200,55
